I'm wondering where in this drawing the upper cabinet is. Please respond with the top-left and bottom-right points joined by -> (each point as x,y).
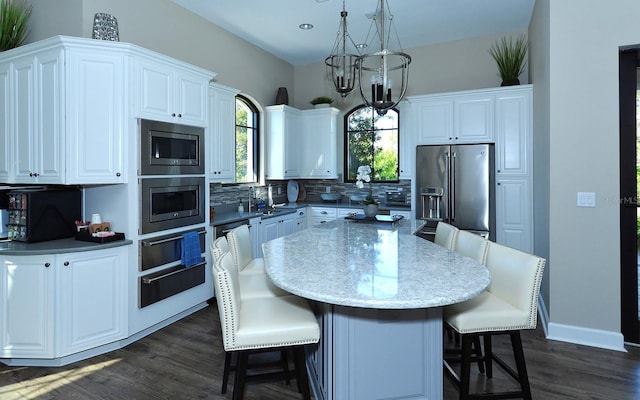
265,105 -> 302,179
0,38 -> 127,185
134,56 -> 210,127
209,83 -> 240,182
265,105 -> 339,180
300,107 -> 339,179
410,90 -> 494,145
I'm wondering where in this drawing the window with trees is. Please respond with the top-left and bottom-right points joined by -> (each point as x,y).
235,95 -> 259,183
344,105 -> 399,182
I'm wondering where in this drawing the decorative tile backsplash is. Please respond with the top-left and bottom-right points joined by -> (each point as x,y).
210,179 -> 412,207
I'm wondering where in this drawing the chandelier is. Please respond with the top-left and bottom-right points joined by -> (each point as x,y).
355,0 -> 411,115
325,0 -> 360,98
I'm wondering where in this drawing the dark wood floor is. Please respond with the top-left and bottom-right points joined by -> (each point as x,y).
1,303 -> 638,400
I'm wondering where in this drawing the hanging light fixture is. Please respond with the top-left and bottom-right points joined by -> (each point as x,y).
325,0 -> 360,98
356,0 -> 411,115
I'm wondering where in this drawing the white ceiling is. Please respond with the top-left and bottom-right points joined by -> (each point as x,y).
171,0 -> 535,66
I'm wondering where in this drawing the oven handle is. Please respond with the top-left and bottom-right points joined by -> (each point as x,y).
142,260 -> 207,284
142,229 -> 206,247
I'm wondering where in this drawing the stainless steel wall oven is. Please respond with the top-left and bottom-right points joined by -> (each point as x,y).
139,119 -> 204,175
140,176 -> 205,234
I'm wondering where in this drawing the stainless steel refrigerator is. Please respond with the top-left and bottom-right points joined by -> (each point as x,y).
416,144 -> 495,240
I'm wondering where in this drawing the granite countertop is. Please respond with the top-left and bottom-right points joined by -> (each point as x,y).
0,237 -> 133,255
211,201 -> 411,226
262,218 -> 490,309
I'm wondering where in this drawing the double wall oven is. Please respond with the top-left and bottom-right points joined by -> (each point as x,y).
138,119 -> 207,308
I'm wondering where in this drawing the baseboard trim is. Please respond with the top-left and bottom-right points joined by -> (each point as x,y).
537,296 -> 626,352
546,322 -> 627,352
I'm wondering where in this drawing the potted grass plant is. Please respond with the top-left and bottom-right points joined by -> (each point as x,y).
0,0 -> 32,51
488,34 -> 528,86
310,96 -> 333,108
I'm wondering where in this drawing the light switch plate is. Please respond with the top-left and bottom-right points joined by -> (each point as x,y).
577,192 -> 596,207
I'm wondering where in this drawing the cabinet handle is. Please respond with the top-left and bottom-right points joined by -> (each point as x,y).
497,182 -> 501,186
44,262 -> 50,268
321,211 -> 328,215
64,261 -> 69,266
116,172 -> 121,177
177,114 -> 182,118
171,113 -> 176,117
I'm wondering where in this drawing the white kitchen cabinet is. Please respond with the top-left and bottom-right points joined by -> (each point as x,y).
398,100 -> 414,179
0,61 -> 10,180
1,37 -> 127,184
495,178 -> 532,252
249,217 -> 262,258
57,246 -> 128,356
259,212 -> 299,245
495,87 -> 531,176
209,83 -> 240,182
410,90 -> 494,145
135,56 -> 210,127
0,246 -> 128,360
0,255 -> 55,359
66,48 -> 126,184
308,207 -> 338,226
494,85 -> 533,253
293,207 -> 307,232
12,48 -> 64,184
300,107 -> 339,178
265,105 -> 301,179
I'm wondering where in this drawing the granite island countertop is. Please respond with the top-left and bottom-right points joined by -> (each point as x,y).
262,218 -> 489,309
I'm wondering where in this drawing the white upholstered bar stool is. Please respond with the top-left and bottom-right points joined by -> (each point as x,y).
453,230 -> 489,264
434,221 -> 459,250
213,251 -> 320,400
214,233 -> 288,299
210,235 -> 290,394
443,241 -> 546,400
227,224 -> 264,275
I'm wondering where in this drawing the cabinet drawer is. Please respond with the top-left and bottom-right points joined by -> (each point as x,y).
308,207 -> 337,218
139,262 -> 206,308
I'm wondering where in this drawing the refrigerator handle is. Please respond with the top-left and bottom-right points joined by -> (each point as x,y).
450,151 -> 456,221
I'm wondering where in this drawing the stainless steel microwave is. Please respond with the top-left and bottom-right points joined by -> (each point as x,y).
140,176 -> 205,234
139,119 -> 204,175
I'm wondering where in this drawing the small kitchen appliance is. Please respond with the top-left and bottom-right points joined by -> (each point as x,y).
7,188 -> 82,242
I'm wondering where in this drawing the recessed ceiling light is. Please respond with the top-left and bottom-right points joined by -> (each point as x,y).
356,43 -> 368,49
299,23 -> 314,30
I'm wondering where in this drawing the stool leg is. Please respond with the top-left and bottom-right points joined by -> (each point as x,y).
222,352 -> 232,394
281,350 -> 291,385
233,352 -> 249,400
293,347 -> 311,400
483,334 -> 493,378
459,335 -> 473,400
472,336 -> 485,373
510,331 -> 532,400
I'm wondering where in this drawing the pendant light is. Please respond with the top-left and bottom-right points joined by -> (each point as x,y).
356,0 -> 411,115
325,0 -> 360,98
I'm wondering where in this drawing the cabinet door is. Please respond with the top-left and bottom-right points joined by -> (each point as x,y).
248,217 -> 262,258
67,49 -> 125,184
209,84 -> 238,181
294,208 -> 307,232
0,62 -> 10,180
496,178 -> 532,253
175,70 -> 208,127
398,101 -> 414,179
283,111 -> 301,178
0,255 -> 54,358
136,59 -> 173,122
260,218 -> 280,244
301,108 -> 338,178
454,94 -> 494,142
495,89 -> 531,176
13,50 -> 64,184
415,99 -> 453,144
57,247 -> 127,356
280,216 -> 298,237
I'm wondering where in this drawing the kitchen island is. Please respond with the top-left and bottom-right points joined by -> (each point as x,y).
262,218 -> 490,400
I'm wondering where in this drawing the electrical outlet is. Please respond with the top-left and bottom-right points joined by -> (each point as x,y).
577,192 -> 596,207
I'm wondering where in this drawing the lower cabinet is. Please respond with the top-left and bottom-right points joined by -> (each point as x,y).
307,207 -> 337,226
0,246 -> 128,360
307,304 -> 443,400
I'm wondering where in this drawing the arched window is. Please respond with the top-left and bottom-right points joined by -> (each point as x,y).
235,95 -> 259,183
344,105 -> 399,182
